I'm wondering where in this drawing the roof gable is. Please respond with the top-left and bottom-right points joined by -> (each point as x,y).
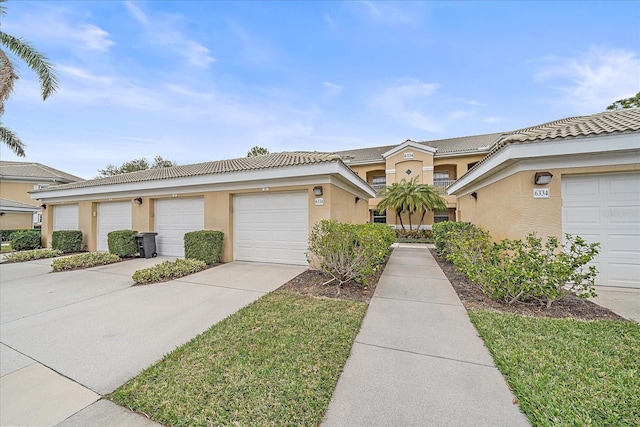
382,140 -> 437,158
0,161 -> 84,183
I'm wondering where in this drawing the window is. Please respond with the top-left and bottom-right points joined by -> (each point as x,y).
433,171 -> 450,181
433,210 -> 450,223
372,210 -> 386,224
467,162 -> 478,170
371,175 -> 386,193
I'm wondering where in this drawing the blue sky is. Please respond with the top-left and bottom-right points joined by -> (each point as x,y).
1,1 -> 639,179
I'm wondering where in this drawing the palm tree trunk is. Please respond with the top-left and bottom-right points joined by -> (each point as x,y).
417,209 -> 426,229
396,210 -> 405,232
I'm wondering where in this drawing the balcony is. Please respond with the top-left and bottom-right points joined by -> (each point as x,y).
371,183 -> 386,194
434,179 -> 456,195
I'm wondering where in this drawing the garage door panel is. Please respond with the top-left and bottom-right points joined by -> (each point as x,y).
97,202 -> 131,252
234,192 -> 308,265
562,172 -> 640,289
53,204 -> 79,230
155,198 -> 204,257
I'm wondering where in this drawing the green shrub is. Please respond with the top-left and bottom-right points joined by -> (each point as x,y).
8,230 -> 41,251
52,230 -> 83,253
483,234 -> 599,308
132,259 -> 207,285
395,228 -> 433,242
108,229 -> 138,257
51,252 -> 121,271
184,230 -> 224,265
4,248 -> 63,262
434,222 -> 600,308
307,220 -> 395,288
2,228 -> 39,242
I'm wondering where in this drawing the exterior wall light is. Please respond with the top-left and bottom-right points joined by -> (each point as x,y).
313,186 -> 323,196
534,171 -> 553,185
469,192 -> 478,200
355,196 -> 360,204
134,197 -> 143,205
41,204 -> 47,209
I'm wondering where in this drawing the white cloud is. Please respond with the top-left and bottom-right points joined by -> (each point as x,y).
124,1 -> 149,25
484,116 -> 504,123
355,1 -> 416,25
3,10 -> 114,52
323,81 -> 343,91
57,65 -> 112,84
370,79 -> 442,132
534,47 -> 640,113
124,3 -> 215,69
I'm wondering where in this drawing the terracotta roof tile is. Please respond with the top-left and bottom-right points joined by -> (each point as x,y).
32,151 -> 342,193
0,161 -> 84,182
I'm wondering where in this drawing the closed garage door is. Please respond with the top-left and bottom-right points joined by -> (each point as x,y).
562,172 -> 640,289
155,197 -> 204,257
97,201 -> 132,251
234,192 -> 308,265
53,204 -> 79,230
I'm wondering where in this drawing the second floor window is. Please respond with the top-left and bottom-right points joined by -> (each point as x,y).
371,175 -> 386,193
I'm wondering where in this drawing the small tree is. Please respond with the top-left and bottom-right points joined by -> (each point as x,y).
606,91 -> 640,110
96,155 -> 176,177
376,177 -> 447,231
247,146 -> 269,157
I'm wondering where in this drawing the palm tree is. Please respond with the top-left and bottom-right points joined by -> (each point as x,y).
1,0 -> 58,156
376,177 -> 447,231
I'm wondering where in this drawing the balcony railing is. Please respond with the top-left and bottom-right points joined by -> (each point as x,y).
372,183 -> 386,194
434,179 -> 456,195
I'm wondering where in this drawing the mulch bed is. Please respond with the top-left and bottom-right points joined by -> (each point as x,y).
428,248 -> 626,321
279,246 -> 625,321
278,253 -> 389,303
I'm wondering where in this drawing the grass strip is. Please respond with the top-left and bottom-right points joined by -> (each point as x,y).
469,310 -> 640,426
110,290 -> 367,426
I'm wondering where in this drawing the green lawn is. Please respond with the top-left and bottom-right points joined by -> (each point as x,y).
469,310 -> 640,427
110,291 -> 367,426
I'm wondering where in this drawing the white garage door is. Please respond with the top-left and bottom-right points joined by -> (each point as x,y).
53,204 -> 79,230
234,192 -> 308,265
97,201 -> 132,251
155,197 -> 204,257
562,172 -> 640,289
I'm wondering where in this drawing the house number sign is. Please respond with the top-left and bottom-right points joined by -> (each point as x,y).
404,152 -> 414,159
315,197 -> 324,206
533,188 -> 550,199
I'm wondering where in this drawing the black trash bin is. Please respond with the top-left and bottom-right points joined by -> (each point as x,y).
135,232 -> 158,258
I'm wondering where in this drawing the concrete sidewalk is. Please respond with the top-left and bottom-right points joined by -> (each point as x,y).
322,244 -> 530,426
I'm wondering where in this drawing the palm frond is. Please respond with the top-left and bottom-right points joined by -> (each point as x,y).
0,31 -> 58,100
0,47 -> 18,113
0,123 -> 25,156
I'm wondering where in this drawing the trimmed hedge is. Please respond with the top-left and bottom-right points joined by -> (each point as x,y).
184,230 -> 224,265
4,248 -> 63,262
132,259 -> 207,285
108,229 -> 138,257
307,220 -> 395,288
2,228 -> 39,241
51,252 -> 121,271
52,230 -> 83,253
8,230 -> 41,251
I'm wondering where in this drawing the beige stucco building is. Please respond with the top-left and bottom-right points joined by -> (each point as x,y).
0,161 -> 83,232
31,152 -> 373,265
28,109 -> 640,287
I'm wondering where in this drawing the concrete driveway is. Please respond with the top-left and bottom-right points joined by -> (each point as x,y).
0,257 -> 305,426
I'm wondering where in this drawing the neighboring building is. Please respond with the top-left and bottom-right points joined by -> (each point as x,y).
0,198 -> 40,231
335,133 -> 503,227
0,161 -> 83,229
29,109 -> 639,288
31,152 -> 374,265
448,108 -> 640,289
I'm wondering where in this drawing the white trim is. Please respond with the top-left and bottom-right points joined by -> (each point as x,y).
448,133 -> 640,196
0,206 -> 40,213
386,169 -> 396,174
422,166 -> 434,171
33,162 -> 376,202
382,141 -> 437,158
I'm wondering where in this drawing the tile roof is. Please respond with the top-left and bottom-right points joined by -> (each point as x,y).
0,197 -> 40,211
334,132 -> 505,164
483,108 -> 640,162
32,151 -> 343,193
0,161 -> 84,183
